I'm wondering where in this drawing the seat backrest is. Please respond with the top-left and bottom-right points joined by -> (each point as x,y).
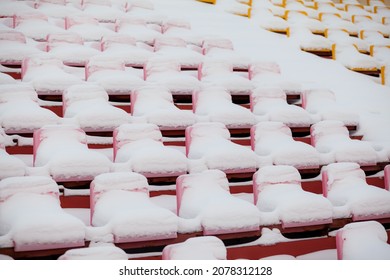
248,61 -> 280,79
385,165 -> 390,191
85,58 -> 125,79
100,35 -> 136,51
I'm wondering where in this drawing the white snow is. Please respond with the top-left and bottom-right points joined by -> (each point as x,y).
58,242 -> 128,260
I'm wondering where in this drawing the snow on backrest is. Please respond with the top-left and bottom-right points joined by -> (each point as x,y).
336,221 -> 389,260
162,236 -> 226,260
193,87 -> 232,112
154,37 -> 187,51
22,57 -> 64,79
82,0 -> 111,6
0,127 -> 7,149
161,19 -> 191,33
0,84 -> 38,103
144,58 -> 181,79
85,58 -> 125,79
63,84 -> 108,110
311,120 -> 349,145
13,12 -> 48,28
253,165 -> 301,203
248,62 -> 281,79
302,88 -> 335,109
65,15 -> 99,29
100,35 -> 137,51
322,162 -> 366,195
39,0 -> 67,4
384,165 -> 390,191
128,0 -> 154,10
199,60 -> 233,79
176,170 -> 229,215
113,123 -> 162,159
202,38 -> 234,55
252,121 -> 292,144
47,33 -> 84,45
115,18 -> 147,32
251,87 -> 286,104
0,176 -> 59,203
0,30 -> 26,43
90,172 -> 149,218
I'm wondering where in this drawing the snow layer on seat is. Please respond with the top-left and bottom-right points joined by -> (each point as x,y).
254,165 -> 333,227
321,15 -> 359,36
336,221 -> 390,259
34,125 -> 112,181
186,122 -> 258,172
251,88 -> 312,127
58,243 -> 128,260
114,123 -> 188,175
177,170 -> 260,235
334,44 -> 379,71
162,236 -> 226,260
289,26 -> 332,52
0,31 -> 43,64
311,120 -> 379,166
131,86 -> 196,128
116,18 -> 162,45
0,83 -> 61,132
325,29 -> 368,53
86,57 -> 145,94
63,84 -> 131,131
0,128 -> 26,179
251,122 -> 320,168
323,162 -> 390,220
90,172 -> 178,242
65,15 -> 116,41
193,87 -> 256,128
153,37 -> 204,69
162,19 -> 203,46
302,88 -> 359,126
199,60 -> 254,95
0,176 -> 85,251
144,58 -> 201,94
22,57 -> 84,94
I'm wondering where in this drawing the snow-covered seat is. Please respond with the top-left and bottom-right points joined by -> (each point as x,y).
0,31 -> 43,67
0,83 -> 61,134
176,170 -> 260,235
285,10 -> 326,35
0,176 -> 85,252
113,123 -> 188,182
370,45 -> 390,66
201,38 -> 251,71
33,125 -> 112,182
90,172 -> 178,243
288,26 -> 333,57
250,88 -> 313,134
162,236 -> 226,260
0,73 -> 16,84
86,57 -> 145,101
193,87 -> 256,134
302,88 -> 359,128
100,35 -> 154,68
21,57 -> 84,98
325,28 -> 369,54
311,120 -> 381,167
333,44 -> 381,76
153,37 -> 204,70
130,86 -> 196,136
336,221 -> 390,260
115,18 -> 162,46
360,30 -> 390,46
248,62 -> 303,100
251,122 -> 321,175
199,60 -> 254,101
14,12 -> 64,41
253,165 -> 333,230
46,33 -> 100,66
58,243 -> 128,260
185,122 -> 258,179
63,84 -> 131,133
161,19 -> 203,46
144,58 -> 202,96
65,15 -> 116,41
321,162 -> 390,221
0,0 -> 36,19
35,0 -> 82,19
251,7 -> 289,34
354,16 -> 390,38
0,127 -> 26,179
319,13 -> 359,37
82,0 -> 126,23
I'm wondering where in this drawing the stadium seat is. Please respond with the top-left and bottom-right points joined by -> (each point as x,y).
322,162 -> 390,222
325,29 -> 369,54
33,124 -> 112,183
0,176 -> 86,252
253,165 -> 332,230
58,243 -> 128,260
65,15 -> 116,41
115,18 -> 162,46
90,172 -> 178,243
251,122 -> 321,177
0,128 -> 26,179
161,19 -> 203,46
113,123 -> 188,183
176,170 -> 260,235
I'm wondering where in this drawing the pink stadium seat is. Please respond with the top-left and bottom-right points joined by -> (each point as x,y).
0,128 -> 26,179
65,15 -> 115,41
0,176 -> 85,252
113,123 -> 188,182
321,162 -> 390,221
385,165 -> 390,191
90,172 -> 178,243
161,19 -> 203,46
253,165 -> 332,230
176,170 -> 260,235
33,125 -> 111,183
115,18 -> 162,46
